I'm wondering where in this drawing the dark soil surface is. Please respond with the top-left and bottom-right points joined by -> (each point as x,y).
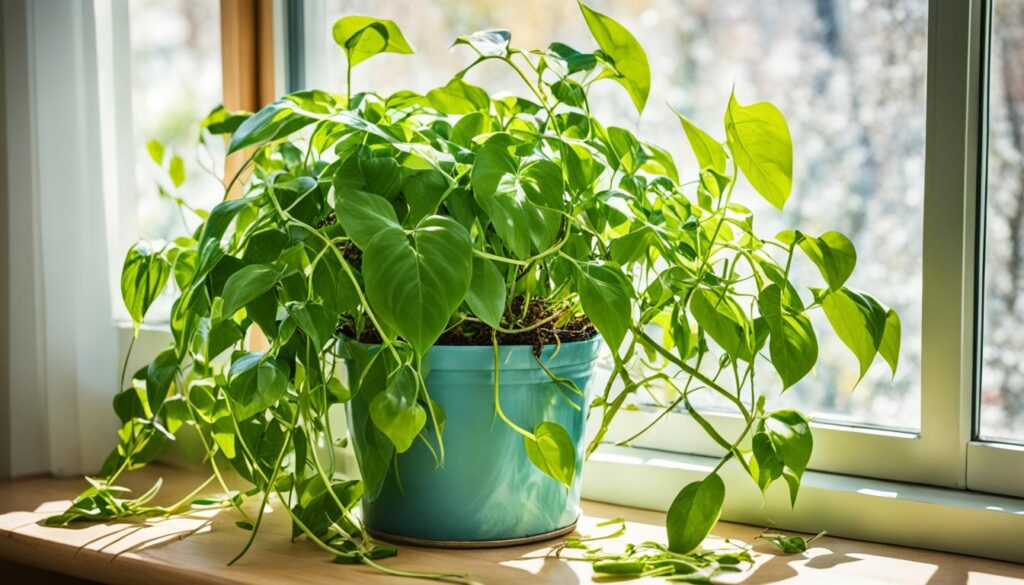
339,299 -> 597,352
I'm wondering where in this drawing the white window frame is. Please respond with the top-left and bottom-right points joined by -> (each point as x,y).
967,0 -> 1024,499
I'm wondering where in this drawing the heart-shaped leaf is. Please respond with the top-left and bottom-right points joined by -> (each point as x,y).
524,421 -> 577,488
471,136 -> 564,258
765,409 -> 813,505
576,262 -> 631,350
725,91 -> 792,210
335,188 -> 400,249
227,352 -> 289,420
690,288 -> 754,362
819,287 -> 887,382
427,78 -> 490,114
455,29 -> 511,57
758,284 -> 817,389
879,309 -> 901,376
332,16 -> 414,68
578,1 -> 651,113
779,230 -> 857,291
466,257 -> 506,329
666,473 -> 725,553
369,365 -> 426,453
289,302 -> 337,352
220,264 -> 283,319
121,242 -> 171,332
362,216 -> 472,353
673,107 -> 727,175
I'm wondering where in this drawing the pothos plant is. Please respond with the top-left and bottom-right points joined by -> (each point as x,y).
49,2 -> 900,582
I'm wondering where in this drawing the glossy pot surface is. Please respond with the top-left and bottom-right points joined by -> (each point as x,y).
344,337 -> 602,545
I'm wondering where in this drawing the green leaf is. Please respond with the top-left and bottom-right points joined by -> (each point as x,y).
466,257 -> 506,329
758,530 -> 827,554
524,421 -> 577,488
220,264 -> 283,319
326,377 -> 351,404
690,289 -> 753,362
751,432 -> 784,491
426,78 -> 489,114
169,155 -> 185,188
201,104 -> 250,136
819,288 -> 886,382
607,126 -> 642,174
609,225 -> 656,265
170,288 -> 206,360
227,100 -> 316,154
666,473 -> 725,553
403,169 -> 450,225
673,108 -> 727,175
578,1 -> 651,113
334,188 -> 400,249
369,365 -> 426,453
455,29 -> 511,57
311,252 -> 359,316
145,348 -> 179,414
198,198 -> 253,248
121,243 -> 172,331
879,309 -> 901,376
545,42 -> 597,75
363,216 -> 473,353
290,302 -> 337,352
577,262 -> 632,351
332,16 -> 414,68
227,352 -> 289,420
765,409 -> 813,505
359,156 -> 403,200
780,230 -> 857,291
725,91 -> 793,209
243,229 -> 289,265
188,382 -> 219,423
551,78 -> 586,108
758,284 -> 817,389
640,141 -> 680,184
592,561 -> 645,576
471,136 -> 563,258
146,139 -> 164,165
206,320 -> 243,361
449,112 -> 492,149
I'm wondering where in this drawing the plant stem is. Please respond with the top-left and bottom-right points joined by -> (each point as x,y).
491,331 -> 535,440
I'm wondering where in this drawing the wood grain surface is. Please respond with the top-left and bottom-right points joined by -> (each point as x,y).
1,465 -> 1021,584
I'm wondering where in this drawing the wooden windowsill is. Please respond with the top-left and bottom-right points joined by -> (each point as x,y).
1,465 -> 1021,584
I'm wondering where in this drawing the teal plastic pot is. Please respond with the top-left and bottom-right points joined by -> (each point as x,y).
343,337 -> 602,546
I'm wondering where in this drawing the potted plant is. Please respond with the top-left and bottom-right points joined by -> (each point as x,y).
50,2 -> 899,581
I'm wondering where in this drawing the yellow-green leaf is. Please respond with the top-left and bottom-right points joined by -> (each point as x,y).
725,92 -> 792,209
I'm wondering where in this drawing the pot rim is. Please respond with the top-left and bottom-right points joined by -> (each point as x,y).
336,334 -> 604,371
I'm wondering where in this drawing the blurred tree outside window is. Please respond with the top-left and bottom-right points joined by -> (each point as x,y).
129,0 -> 224,242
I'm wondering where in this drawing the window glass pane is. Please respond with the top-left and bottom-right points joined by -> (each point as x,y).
129,0 -> 223,242
980,1 -> 1024,444
314,0 -> 926,430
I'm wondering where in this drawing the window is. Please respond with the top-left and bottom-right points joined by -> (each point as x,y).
303,0 -> 1024,502
979,0 -> 1024,446
302,0 -> 926,430
95,0 -> 225,323
128,0 -> 224,243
